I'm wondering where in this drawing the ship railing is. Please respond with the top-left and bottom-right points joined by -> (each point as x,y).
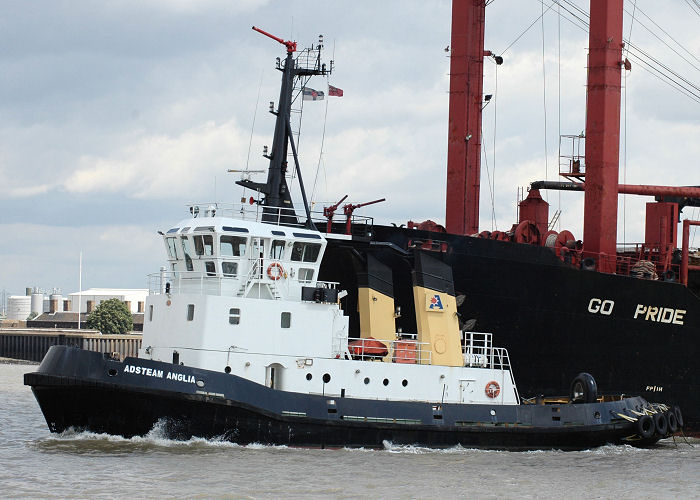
148,271 -> 241,297
347,337 -> 432,364
463,332 -> 512,371
184,201 -> 375,236
299,279 -> 338,289
583,246 -> 681,281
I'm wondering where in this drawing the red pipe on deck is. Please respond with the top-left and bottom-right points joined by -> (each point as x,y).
617,184 -> 700,198
582,0 -> 624,273
445,0 -> 486,235
681,220 -> 700,285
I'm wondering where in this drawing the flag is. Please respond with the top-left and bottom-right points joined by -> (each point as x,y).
328,85 -> 344,97
302,88 -> 324,101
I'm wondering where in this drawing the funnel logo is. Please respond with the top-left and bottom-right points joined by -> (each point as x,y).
428,294 -> 444,311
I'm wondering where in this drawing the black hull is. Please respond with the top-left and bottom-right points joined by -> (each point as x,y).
320,225 -> 700,433
25,347 -> 665,451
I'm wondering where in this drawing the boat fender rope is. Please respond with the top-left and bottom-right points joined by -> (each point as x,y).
267,262 -> 284,280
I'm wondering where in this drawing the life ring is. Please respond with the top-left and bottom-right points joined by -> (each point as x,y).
266,262 -> 284,281
485,381 -> 500,398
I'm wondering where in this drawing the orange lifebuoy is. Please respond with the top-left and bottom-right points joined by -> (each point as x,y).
485,380 -> 501,398
267,262 -> 284,281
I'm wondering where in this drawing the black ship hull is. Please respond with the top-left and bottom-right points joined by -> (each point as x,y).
25,346 -> 668,450
321,224 -> 699,433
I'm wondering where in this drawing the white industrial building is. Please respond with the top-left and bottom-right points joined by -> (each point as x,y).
5,287 -> 148,320
68,289 -> 148,314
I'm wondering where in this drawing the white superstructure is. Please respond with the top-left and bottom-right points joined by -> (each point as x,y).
141,203 -> 519,405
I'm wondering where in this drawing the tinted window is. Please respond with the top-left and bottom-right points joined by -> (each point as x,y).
220,235 -> 247,257
222,262 -> 238,277
270,240 -> 286,259
194,234 -> 214,256
298,268 -> 314,282
166,238 -> 179,259
281,312 -> 291,328
291,243 -> 321,262
205,261 -> 216,276
187,304 -> 195,321
181,237 -> 194,271
229,308 -> 240,325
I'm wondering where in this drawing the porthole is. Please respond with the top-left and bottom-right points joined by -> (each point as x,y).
196,380 -> 205,388
306,373 -> 313,381
323,373 -> 331,383
364,377 -> 370,385
383,378 -> 389,386
594,411 -> 601,419
108,368 -> 117,377
402,379 -> 408,387
224,366 -> 231,374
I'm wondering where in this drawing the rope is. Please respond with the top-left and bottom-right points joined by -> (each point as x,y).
481,126 -> 497,231
499,1 -> 557,56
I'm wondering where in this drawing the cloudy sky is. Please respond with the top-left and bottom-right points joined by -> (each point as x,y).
1,0 -> 698,298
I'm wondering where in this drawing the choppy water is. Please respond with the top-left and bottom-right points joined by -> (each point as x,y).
2,362 -> 698,499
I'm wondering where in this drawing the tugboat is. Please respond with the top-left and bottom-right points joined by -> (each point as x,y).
25,26 -> 682,450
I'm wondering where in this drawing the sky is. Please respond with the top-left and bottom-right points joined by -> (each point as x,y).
1,0 -> 699,299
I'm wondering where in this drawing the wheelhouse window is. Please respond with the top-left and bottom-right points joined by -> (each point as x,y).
298,268 -> 314,282
220,235 -> 247,257
281,312 -> 291,328
180,237 -> 194,271
291,242 -> 321,263
187,304 -> 195,321
194,234 -> 214,256
270,240 -> 286,260
205,261 -> 216,276
166,237 -> 179,259
229,308 -> 240,325
222,262 -> 238,277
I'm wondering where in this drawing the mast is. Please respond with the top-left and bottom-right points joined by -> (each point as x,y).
237,27 -> 328,228
445,0 -> 487,236
582,0 -> 624,272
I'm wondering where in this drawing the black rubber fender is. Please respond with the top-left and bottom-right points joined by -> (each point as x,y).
674,406 -> 684,429
569,373 -> 598,403
637,414 -> 655,439
653,412 -> 668,437
667,410 -> 679,434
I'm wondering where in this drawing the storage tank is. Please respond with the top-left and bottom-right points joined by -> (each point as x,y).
30,291 -> 44,316
49,291 -> 63,313
8,296 -> 31,320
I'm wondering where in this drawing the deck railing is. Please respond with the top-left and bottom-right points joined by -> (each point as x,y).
184,201 -> 374,236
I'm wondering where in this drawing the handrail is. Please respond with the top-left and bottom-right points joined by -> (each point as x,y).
182,201 -> 374,235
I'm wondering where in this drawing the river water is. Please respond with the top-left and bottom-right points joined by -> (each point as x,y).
2,362 -> 698,499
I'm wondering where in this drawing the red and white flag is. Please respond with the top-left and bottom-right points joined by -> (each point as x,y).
328,85 -> 344,97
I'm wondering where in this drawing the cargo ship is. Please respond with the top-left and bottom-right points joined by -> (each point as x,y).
237,2 -> 700,432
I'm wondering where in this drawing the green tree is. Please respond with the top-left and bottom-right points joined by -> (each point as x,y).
86,298 -> 133,334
